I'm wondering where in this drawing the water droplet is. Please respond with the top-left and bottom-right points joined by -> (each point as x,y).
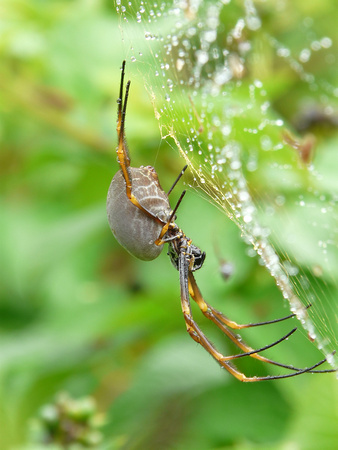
260,135 -> 272,151
196,50 -> 209,65
216,157 -> 226,164
277,47 -> 291,58
253,79 -> 263,88
232,18 -> 245,39
310,40 -> 321,51
203,30 -> 217,43
299,48 -> 311,63
167,78 -> 173,90
214,66 -> 232,85
230,160 -> 241,170
172,35 -> 179,46
221,124 -> 232,136
239,191 -> 250,202
176,58 -> 185,71
320,37 -> 332,48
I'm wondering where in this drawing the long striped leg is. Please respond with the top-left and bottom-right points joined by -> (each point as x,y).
116,61 -> 165,225
179,254 -> 330,380
188,272 -> 334,373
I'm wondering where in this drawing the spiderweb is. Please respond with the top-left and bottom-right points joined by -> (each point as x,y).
115,0 -> 337,370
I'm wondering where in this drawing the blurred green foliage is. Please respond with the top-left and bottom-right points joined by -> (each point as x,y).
32,392 -> 103,447
0,1 -> 337,449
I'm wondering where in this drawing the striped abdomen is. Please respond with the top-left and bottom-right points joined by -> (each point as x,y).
107,166 -> 172,260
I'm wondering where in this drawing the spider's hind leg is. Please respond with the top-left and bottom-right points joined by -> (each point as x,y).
179,257 -> 333,381
187,272 -> 336,374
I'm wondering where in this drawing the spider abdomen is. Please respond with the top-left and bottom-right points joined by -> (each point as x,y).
107,166 -> 172,261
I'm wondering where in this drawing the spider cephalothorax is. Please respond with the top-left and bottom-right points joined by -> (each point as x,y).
106,61 -> 335,381
166,232 -> 206,273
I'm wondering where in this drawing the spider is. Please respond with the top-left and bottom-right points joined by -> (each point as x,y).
106,61 -> 335,381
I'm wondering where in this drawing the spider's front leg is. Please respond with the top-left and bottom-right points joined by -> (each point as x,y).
115,62 -> 169,226
116,61 -> 132,196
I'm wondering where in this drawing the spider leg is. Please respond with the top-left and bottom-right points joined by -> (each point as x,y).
116,62 -> 165,225
187,272 -> 335,374
221,330 -> 335,372
117,61 -> 131,184
179,254 -> 332,381
190,269 -> 302,329
155,190 -> 187,244
167,165 -> 188,196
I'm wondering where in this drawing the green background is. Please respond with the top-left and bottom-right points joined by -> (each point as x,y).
0,1 -> 337,448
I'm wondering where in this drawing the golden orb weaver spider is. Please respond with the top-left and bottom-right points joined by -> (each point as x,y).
107,61 -> 335,381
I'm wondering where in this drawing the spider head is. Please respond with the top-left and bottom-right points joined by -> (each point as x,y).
190,245 -> 206,271
167,239 -> 206,272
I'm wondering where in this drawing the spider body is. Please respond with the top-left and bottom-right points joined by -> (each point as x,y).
107,61 -> 335,381
167,232 -> 206,273
107,166 -> 171,260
